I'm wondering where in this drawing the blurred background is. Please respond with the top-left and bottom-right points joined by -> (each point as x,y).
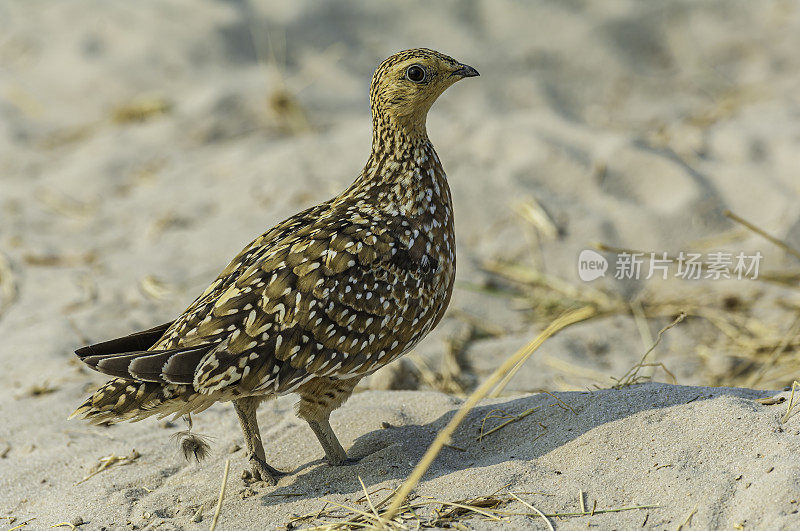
1,0 -> 799,402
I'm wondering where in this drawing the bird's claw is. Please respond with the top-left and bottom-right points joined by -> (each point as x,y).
246,455 -> 287,485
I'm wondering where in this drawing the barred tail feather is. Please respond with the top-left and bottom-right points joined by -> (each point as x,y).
69,378 -> 216,424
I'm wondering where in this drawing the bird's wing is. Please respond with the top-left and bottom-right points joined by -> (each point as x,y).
76,200 -> 443,395
187,206 -> 445,396
73,203 -> 329,383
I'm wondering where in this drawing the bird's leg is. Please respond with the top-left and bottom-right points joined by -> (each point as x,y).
233,396 -> 285,484
296,376 -> 362,466
306,416 -> 348,465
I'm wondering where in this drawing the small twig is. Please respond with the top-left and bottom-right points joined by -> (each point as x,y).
489,357 -> 527,398
209,459 -> 230,531
612,312 -> 685,389
319,499 -> 388,524
509,492 -> 553,531
579,489 -> 586,514
544,504 -> 659,517
724,210 -> 800,261
8,519 -> 36,531
594,243 -> 681,263
782,381 -> 800,424
478,407 -> 540,441
370,485 -> 402,512
75,449 -> 140,485
479,409 -> 511,439
422,499 -> 503,521
313,501 -> 330,521
358,476 -> 383,526
748,315 -> 800,387
542,391 -> 577,415
443,443 -> 466,452
355,487 -> 393,504
490,505 -> 658,518
676,504 -> 698,530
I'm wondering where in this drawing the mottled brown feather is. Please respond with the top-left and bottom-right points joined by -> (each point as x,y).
73,48 -> 476,429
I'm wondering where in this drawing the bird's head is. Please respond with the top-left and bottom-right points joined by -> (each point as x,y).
370,48 -> 479,137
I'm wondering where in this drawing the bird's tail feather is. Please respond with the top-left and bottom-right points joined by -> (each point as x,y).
69,378 -> 214,424
80,344 -> 215,384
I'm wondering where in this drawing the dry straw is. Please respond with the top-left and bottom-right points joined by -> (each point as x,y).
723,210 -> 800,261
75,449 -> 140,485
382,306 -> 596,521
209,459 -> 230,531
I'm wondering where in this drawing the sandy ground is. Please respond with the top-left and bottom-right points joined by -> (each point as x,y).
2,0 -> 800,529
3,383 -> 800,529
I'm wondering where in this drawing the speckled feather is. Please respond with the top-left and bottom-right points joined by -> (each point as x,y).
73,49 -> 470,424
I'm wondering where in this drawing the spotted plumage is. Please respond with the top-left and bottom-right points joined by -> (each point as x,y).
72,48 -> 478,484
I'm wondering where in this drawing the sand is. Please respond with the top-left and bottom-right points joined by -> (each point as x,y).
2,384 -> 800,529
2,0 -> 800,529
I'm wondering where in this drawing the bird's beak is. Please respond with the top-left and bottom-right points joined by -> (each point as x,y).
451,63 -> 480,78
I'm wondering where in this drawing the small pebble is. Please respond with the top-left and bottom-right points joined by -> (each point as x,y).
71,516 -> 84,526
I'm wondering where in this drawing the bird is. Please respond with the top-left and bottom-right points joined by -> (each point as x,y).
71,48 -> 479,485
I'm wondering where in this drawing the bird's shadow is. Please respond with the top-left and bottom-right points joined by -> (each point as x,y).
257,382 -> 772,509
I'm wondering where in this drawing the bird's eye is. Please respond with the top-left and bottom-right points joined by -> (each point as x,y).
405,65 -> 426,83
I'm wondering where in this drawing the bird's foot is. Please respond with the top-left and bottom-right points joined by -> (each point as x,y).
329,456 -> 361,467
243,455 -> 287,485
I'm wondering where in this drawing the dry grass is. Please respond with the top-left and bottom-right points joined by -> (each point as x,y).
477,406 -> 542,441
111,95 -> 172,123
75,449 -> 141,485
723,210 -> 800,261
282,488 -> 656,529
407,324 -> 479,396
209,459 -> 231,531
5,517 -> 36,531
781,381 -> 800,424
611,313 -> 684,389
383,307 -> 596,520
480,208 -> 800,390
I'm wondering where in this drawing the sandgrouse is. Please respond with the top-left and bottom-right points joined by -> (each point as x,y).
72,48 -> 478,484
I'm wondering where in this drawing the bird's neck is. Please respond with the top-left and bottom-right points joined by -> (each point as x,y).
369,108 -> 428,154
343,118 -> 451,221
